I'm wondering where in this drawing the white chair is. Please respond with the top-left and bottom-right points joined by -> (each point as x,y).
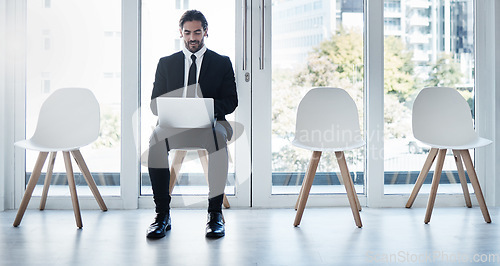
169,149 -> 230,208
13,88 -> 107,228
293,87 -> 364,228
405,87 -> 492,223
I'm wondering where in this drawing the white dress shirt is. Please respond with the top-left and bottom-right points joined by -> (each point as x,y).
182,45 -> 207,98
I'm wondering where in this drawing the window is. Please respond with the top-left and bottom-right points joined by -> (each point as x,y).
384,18 -> 401,31
271,0 -> 365,195
384,1 -> 401,13
383,0 -> 475,194
12,0 -> 490,209
26,0 -> 122,196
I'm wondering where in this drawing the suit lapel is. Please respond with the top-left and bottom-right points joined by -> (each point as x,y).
174,51 -> 185,86
199,49 -> 212,83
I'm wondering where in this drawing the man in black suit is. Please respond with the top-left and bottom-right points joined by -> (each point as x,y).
146,10 -> 238,239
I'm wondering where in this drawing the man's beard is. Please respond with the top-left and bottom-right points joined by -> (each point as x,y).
185,39 -> 204,53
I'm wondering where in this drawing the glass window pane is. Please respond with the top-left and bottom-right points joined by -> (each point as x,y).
140,1 -> 236,196
26,0 -> 122,196
272,0 -> 365,195
383,0 -> 475,194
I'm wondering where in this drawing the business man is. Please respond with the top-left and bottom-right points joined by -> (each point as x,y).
146,10 -> 238,239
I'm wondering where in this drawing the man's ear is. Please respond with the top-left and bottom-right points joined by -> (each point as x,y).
204,28 -> 208,37
179,28 -> 183,38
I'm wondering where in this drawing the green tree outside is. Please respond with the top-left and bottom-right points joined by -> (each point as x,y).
426,53 -> 463,87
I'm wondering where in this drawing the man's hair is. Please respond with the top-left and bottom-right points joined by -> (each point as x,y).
179,10 -> 208,31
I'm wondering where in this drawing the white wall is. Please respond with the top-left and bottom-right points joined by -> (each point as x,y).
0,0 -> 6,211
495,0 -> 500,207
475,0 -> 496,206
2,0 -> 20,211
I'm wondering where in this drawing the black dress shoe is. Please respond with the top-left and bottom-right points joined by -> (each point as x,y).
146,213 -> 171,239
205,212 -> 225,238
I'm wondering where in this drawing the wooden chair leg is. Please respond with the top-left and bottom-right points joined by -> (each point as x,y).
40,152 -> 57,210
346,172 -> 362,211
294,178 -> 304,210
198,150 -> 209,176
336,151 -> 362,228
71,150 -> 108,211
335,172 -> 345,185
228,148 -> 233,165
294,151 -> 321,226
460,149 -> 491,223
197,150 -> 230,209
63,152 -> 83,228
224,149 -> 233,209
222,196 -> 230,209
406,148 -> 439,208
13,152 -> 49,227
424,149 -> 447,224
169,150 -> 187,195
452,150 -> 472,208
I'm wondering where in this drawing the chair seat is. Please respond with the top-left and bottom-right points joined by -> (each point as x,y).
292,139 -> 365,152
14,139 -> 82,152
418,136 -> 492,150
170,147 -> 204,151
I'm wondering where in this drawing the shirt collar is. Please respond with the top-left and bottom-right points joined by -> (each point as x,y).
182,45 -> 207,61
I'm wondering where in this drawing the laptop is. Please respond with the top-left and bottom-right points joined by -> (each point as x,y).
156,97 -> 214,128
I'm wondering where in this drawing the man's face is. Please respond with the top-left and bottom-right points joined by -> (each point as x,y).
180,20 -> 207,53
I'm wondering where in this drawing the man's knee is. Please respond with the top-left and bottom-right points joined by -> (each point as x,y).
218,120 -> 233,141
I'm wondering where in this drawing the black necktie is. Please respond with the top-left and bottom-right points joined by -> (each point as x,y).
187,54 -> 197,97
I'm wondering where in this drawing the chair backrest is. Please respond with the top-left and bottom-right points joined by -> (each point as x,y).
412,87 -> 486,148
29,88 -> 100,151
293,87 -> 364,151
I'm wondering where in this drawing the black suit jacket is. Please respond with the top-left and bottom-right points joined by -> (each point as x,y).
151,49 -> 238,121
